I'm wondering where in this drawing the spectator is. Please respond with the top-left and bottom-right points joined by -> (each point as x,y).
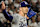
10,2 -> 17,14
14,0 -> 20,8
8,0 -> 13,4
37,15 -> 40,27
7,4 -> 13,16
0,8 -> 6,27
38,12 -> 40,15
38,8 -> 40,12
37,2 -> 40,9
0,21 -> 4,27
0,9 -> 6,23
4,20 -> 11,27
5,0 -> 8,5
31,0 -> 37,3
25,0 -> 31,5
29,16 -> 38,27
31,2 -> 38,13
0,21 -> 3,27
0,9 -> 2,13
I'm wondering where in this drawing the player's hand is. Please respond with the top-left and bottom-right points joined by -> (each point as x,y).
25,14 -> 29,19
1,1 -> 5,10
26,17 -> 29,19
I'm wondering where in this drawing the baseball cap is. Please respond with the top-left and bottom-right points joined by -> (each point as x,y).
20,1 -> 31,8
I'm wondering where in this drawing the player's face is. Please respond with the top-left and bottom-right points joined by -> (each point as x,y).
22,7 -> 28,14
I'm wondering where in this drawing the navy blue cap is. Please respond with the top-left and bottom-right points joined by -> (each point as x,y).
20,1 -> 30,7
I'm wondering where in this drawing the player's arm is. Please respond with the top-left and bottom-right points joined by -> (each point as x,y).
2,1 -> 13,22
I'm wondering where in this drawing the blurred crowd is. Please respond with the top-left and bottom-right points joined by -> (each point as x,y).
0,0 -> 40,27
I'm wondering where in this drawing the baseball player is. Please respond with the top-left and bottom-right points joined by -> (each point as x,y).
2,1 -> 36,27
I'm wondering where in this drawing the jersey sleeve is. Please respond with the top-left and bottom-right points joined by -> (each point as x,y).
2,9 -> 13,22
12,14 -> 18,24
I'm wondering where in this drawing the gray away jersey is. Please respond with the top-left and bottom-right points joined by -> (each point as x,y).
11,13 -> 27,27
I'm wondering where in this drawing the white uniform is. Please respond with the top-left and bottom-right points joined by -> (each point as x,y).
11,13 -> 27,27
